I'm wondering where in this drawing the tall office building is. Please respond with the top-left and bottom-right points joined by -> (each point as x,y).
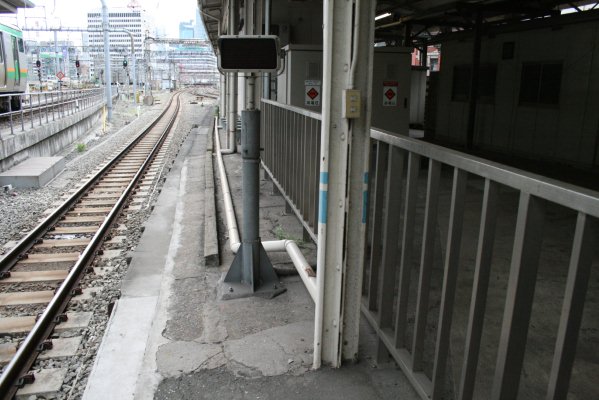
85,7 -> 147,79
179,10 -> 207,40
179,21 -> 194,39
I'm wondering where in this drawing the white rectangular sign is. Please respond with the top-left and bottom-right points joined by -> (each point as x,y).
305,80 -> 321,106
383,81 -> 398,107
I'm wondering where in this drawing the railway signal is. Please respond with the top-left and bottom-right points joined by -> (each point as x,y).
35,59 -> 42,91
123,58 -> 128,68
75,59 -> 80,68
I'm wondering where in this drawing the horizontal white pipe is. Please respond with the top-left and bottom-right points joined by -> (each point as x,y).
213,118 -> 317,302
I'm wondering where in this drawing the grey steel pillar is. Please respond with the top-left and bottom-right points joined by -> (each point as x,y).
466,12 -> 483,150
227,0 -> 238,152
223,107 -> 284,299
220,73 -> 226,125
101,0 -> 112,121
262,0 -> 271,100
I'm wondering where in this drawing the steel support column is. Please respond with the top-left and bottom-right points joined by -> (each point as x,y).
223,107 -> 284,299
263,0 -> 271,100
227,0 -> 239,152
466,12 -> 482,150
220,73 -> 226,124
101,0 -> 112,121
315,0 -> 375,367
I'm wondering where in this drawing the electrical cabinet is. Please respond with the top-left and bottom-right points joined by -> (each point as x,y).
276,45 -> 412,136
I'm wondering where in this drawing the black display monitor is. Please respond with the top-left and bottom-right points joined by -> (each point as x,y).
218,35 -> 281,73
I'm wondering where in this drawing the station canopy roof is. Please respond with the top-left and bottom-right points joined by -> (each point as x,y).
198,0 -> 599,50
374,0 -> 599,46
0,0 -> 34,14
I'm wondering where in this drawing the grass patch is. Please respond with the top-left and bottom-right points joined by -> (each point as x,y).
76,143 -> 86,153
273,225 -> 307,247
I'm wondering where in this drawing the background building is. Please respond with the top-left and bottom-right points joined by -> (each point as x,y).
85,6 -> 147,82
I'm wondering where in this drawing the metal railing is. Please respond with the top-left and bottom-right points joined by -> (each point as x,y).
0,88 -> 105,136
261,99 -> 599,400
262,99 -> 321,241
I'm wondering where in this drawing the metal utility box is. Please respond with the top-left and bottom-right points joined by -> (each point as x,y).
277,44 -> 323,110
371,47 -> 412,136
276,45 -> 412,136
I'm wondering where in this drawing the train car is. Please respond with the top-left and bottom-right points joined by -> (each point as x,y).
0,22 -> 27,110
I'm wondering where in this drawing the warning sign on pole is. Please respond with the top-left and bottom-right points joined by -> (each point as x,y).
383,81 -> 398,107
305,80 -> 321,106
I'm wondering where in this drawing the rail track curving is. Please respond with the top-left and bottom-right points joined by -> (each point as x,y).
0,91 -> 183,399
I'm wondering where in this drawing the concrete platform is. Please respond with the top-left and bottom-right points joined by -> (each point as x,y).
83,105 -> 419,400
0,156 -> 65,188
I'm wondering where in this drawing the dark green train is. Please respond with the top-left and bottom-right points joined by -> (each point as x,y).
0,22 -> 27,110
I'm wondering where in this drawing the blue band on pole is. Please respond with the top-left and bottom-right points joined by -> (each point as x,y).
319,190 -> 328,224
363,172 -> 368,184
320,172 -> 329,184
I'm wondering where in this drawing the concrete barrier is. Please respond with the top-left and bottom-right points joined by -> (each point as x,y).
0,101 -> 105,172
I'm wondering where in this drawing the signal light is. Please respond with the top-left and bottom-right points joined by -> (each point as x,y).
123,59 -> 128,68
35,59 -> 41,68
75,60 -> 80,68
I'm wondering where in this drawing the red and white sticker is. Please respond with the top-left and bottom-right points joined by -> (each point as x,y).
383,81 -> 398,107
305,80 -> 321,107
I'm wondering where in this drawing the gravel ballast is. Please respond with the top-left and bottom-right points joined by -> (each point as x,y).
0,90 -> 216,400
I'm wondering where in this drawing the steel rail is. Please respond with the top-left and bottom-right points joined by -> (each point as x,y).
0,95 -> 174,275
0,93 -> 181,399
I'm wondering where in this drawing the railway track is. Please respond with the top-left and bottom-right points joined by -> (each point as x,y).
0,91 -> 183,399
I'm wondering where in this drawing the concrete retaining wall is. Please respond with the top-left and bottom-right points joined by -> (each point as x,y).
0,102 -> 105,172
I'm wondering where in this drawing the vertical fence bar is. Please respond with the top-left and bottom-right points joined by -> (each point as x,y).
30,94 -> 34,128
37,93 -> 42,127
491,192 -> 545,400
19,96 -> 24,131
546,213 -> 597,400
377,145 -> 406,327
9,96 -> 14,135
45,93 -> 49,123
431,168 -> 468,399
301,114 -> 307,213
395,152 -> 421,348
412,159 -> 441,371
458,179 -> 499,400
312,121 -> 321,232
291,112 -> 297,204
367,141 -> 389,310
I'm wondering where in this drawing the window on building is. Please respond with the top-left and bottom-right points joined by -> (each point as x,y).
451,64 -> 497,102
519,62 -> 562,105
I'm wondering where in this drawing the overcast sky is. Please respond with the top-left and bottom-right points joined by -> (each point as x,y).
0,0 -> 199,41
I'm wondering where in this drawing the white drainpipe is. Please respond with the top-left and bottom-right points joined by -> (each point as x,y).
213,119 -> 317,302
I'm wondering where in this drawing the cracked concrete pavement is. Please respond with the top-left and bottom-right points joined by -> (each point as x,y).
83,101 -> 420,400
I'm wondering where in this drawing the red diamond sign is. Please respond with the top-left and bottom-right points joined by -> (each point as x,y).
56,71 -> 65,80
305,80 -> 321,106
382,81 -> 398,106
